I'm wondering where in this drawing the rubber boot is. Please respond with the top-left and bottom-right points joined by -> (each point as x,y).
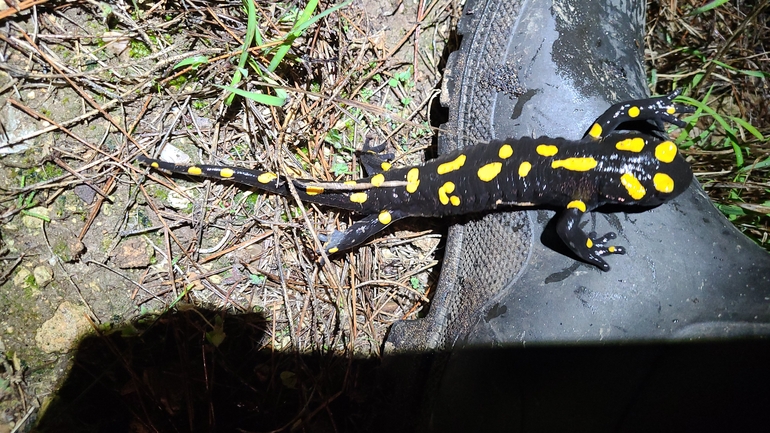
381,0 -> 770,430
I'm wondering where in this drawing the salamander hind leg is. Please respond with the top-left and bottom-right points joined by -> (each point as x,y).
322,210 -> 405,254
585,89 -> 695,140
556,208 -> 626,271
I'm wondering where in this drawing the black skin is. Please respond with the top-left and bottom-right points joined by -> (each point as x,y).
137,90 -> 694,271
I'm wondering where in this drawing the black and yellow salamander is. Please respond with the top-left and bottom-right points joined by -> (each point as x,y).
137,90 -> 694,271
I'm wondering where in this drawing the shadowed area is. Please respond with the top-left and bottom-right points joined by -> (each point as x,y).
33,309 -> 770,432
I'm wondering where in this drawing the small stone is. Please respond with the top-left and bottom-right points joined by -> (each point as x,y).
53,238 -> 86,263
12,267 -> 36,293
159,144 -> 191,164
166,190 -> 191,210
35,301 -> 92,353
33,265 -> 54,286
74,184 -> 98,204
112,237 -> 153,269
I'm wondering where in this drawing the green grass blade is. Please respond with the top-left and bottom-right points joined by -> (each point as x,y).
738,157 -> 770,173
736,69 -> 769,79
295,0 -> 320,34
691,0 -> 730,15
174,55 -> 209,70
218,84 -> 286,106
710,59 -> 770,79
227,0 -> 259,105
20,209 -> 51,222
729,116 -> 766,142
268,44 -> 295,73
292,0 -> 353,35
268,0 -> 319,72
268,0 -> 354,72
677,94 -> 745,166
725,136 -> 744,167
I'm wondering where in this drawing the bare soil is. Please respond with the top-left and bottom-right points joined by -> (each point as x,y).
0,0 -> 458,429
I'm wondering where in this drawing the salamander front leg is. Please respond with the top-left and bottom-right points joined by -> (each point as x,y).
358,136 -> 395,176
585,89 -> 695,140
555,207 -> 626,271
322,210 -> 404,254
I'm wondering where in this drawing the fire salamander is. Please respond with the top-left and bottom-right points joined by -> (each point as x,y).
137,90 -> 694,271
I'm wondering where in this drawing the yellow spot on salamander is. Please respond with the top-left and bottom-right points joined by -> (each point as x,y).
258,172 -> 278,184
620,172 -> 646,200
551,157 -> 597,171
499,144 -> 513,159
536,144 -> 559,157
608,246 -> 616,253
615,137 -> 645,152
586,238 -> 594,249
187,166 -> 202,176
344,180 -> 357,186
306,186 -> 324,196
437,154 -> 466,175
381,162 -> 392,171
477,162 -> 503,182
653,173 -> 675,193
655,141 -> 677,163
588,123 -> 603,138
567,200 -> 587,213
628,106 -> 640,118
666,106 -> 676,115
518,161 -> 532,177
406,168 -> 420,193
150,161 -> 159,168
328,247 -> 339,254
219,168 -> 235,178
438,181 -> 456,205
350,192 -> 368,203
378,210 -> 392,225
371,173 -> 385,187
450,196 -> 461,206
